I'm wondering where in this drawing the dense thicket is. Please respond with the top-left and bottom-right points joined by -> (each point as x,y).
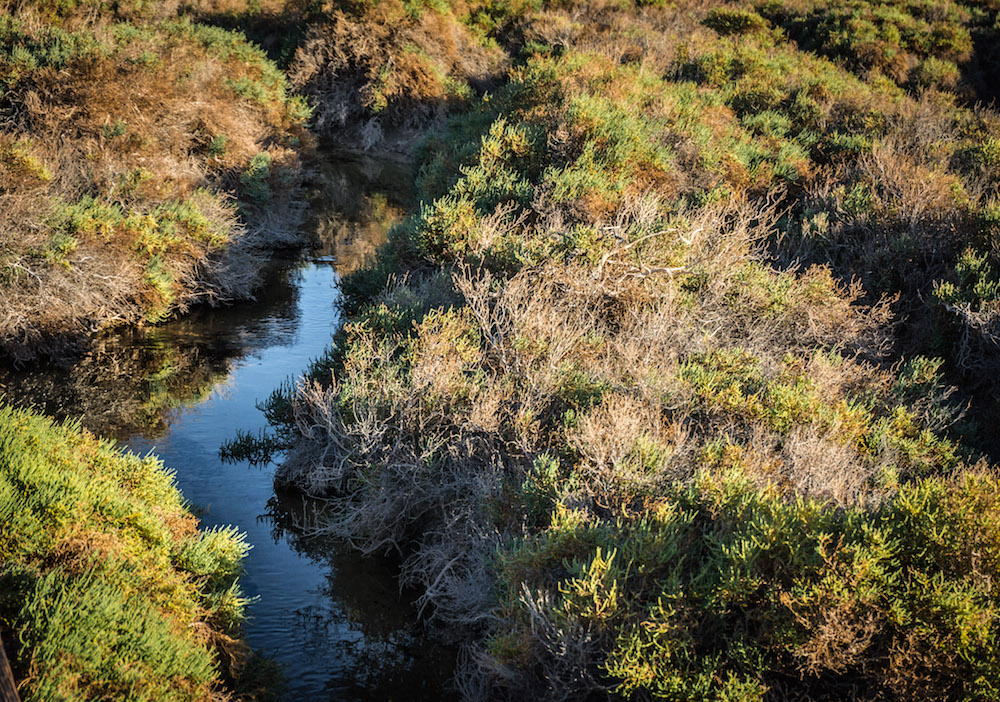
246,0 -> 1000,698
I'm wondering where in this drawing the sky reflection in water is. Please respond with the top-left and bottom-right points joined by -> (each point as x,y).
2,155 -> 456,700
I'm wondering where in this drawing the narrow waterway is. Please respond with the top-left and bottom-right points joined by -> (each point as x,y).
1,154 -> 456,700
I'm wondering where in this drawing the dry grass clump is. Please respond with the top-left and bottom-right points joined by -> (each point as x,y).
783,95 -> 1000,377
290,0 -> 508,150
0,3 -> 311,360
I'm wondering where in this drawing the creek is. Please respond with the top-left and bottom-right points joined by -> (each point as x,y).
0,154 -> 456,700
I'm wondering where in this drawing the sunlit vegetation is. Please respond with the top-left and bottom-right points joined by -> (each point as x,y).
759,0 -> 1000,98
230,0 -> 1000,697
0,404 -> 265,701
0,0 -> 311,361
4,0 -> 1000,695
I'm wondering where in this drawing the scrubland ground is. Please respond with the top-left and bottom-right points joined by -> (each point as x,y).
0,404 -> 274,701
236,0 -> 1000,698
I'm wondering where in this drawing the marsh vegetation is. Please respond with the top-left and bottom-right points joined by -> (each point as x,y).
247,0 -> 1000,698
5,0 -> 1000,698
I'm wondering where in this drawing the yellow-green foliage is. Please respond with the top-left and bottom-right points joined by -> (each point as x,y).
0,404 -> 249,701
935,246 -> 1000,309
0,139 -> 52,186
759,0 -> 992,90
497,468 -> 1000,700
410,40 -> 903,260
42,191 -> 238,322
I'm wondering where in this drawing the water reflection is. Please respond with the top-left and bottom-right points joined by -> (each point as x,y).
266,490 -> 457,700
0,152 -> 411,440
0,260 -> 302,440
307,151 -> 410,274
0,153 -> 453,699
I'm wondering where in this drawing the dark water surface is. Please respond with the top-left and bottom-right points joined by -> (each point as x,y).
2,155 -> 456,700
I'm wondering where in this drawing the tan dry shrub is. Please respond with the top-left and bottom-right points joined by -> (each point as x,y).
0,193 -> 261,360
784,573 -> 882,678
570,393 -> 655,467
568,392 -> 693,508
18,46 -> 287,193
943,300 -> 1000,372
593,197 -> 894,359
801,349 -> 890,405
410,307 -> 483,401
181,0 -> 305,17
782,426 -> 874,507
0,12 -> 308,358
791,95 -> 985,288
518,2 -> 704,75
458,199 -> 894,416
0,231 -> 148,354
736,265 -> 895,355
859,140 -> 966,235
885,628 -> 968,699
465,201 -> 528,261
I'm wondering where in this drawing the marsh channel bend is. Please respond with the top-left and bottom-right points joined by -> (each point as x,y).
0,153 -> 456,700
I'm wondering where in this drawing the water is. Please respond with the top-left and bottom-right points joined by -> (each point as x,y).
1,154 -> 456,700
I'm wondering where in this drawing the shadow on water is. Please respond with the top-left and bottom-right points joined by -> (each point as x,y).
0,153 -> 412,440
0,152 -> 458,700
265,489 -> 457,699
0,261 -> 303,441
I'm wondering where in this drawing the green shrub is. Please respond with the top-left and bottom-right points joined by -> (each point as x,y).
760,0 -> 979,92
909,56 -> 961,89
704,7 -> 770,35
499,468 -> 1000,699
0,404 -> 251,701
101,118 -> 128,139
0,18 -> 109,89
143,255 -> 175,322
207,133 -> 228,156
240,152 -> 273,202
934,247 -> 1000,310
41,232 -> 77,267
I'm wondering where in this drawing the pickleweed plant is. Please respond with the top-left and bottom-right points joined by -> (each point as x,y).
0,404 -> 254,701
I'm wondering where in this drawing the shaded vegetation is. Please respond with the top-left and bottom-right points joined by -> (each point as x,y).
289,0 -> 510,150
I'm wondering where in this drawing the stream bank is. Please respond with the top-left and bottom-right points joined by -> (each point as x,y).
1,153 -> 456,700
